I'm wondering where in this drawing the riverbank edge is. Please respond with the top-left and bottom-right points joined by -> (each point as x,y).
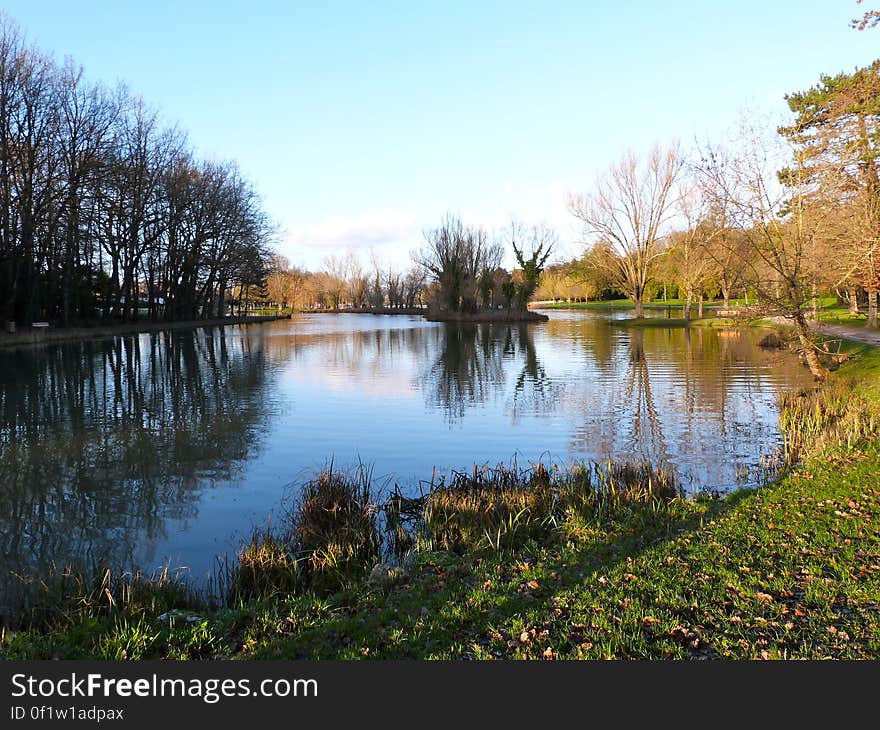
0,314 -> 292,350
308,307 -> 427,316
425,308 -> 549,323
2,340 -> 878,660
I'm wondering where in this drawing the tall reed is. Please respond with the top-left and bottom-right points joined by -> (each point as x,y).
779,379 -> 880,462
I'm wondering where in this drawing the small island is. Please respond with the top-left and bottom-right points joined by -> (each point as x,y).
424,308 -> 549,323
414,215 -> 554,323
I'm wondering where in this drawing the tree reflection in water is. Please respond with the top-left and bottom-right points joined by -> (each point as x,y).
426,323 -> 559,424
566,321 -> 797,491
0,328 -> 273,594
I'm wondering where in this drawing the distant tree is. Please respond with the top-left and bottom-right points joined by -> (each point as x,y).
321,254 -> 348,309
780,60 -> 880,327
367,252 -> 385,308
569,145 -> 683,317
665,186 -> 716,319
415,214 -> 502,312
698,124 -> 831,379
506,220 -> 556,309
402,267 -> 426,308
0,13 -> 273,327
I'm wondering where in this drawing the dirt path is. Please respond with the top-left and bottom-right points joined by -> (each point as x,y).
765,316 -> 880,346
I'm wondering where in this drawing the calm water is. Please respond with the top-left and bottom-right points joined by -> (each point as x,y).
0,310 -> 813,586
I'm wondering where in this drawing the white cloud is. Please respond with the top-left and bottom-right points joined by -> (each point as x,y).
281,207 -> 418,250
274,183 -> 589,272
457,179 -> 584,265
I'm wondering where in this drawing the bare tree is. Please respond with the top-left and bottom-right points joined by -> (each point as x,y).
402,267 -> 425,308
697,123 -> 830,379
414,213 -> 503,313
321,253 -> 348,309
0,13 -> 273,328
665,186 -> 716,319
569,145 -> 683,317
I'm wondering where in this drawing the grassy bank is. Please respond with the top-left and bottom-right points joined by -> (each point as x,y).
2,346 -> 878,661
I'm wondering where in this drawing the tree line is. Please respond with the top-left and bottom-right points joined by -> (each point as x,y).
0,15 -> 273,328
263,252 -> 427,312
264,216 -> 556,316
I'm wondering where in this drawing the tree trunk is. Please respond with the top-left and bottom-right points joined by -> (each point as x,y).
869,290 -> 878,329
722,287 -> 730,309
633,295 -> 644,318
683,293 -> 692,321
849,287 -> 860,316
793,311 -> 827,380
697,293 -> 704,319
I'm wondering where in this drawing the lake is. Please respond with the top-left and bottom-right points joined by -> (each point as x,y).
0,310 -> 813,588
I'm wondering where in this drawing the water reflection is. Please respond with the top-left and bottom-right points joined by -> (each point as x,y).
427,325 -> 505,422
562,319 -> 799,490
0,312 -> 814,588
0,328 -> 274,589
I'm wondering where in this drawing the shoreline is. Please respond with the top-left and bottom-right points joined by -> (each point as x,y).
763,315 -> 880,347
308,306 -> 427,316
0,313 -> 291,350
4,403 -> 878,659
425,309 -> 550,323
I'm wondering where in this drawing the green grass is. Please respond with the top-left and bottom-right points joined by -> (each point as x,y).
536,298 -> 743,311
816,304 -> 869,328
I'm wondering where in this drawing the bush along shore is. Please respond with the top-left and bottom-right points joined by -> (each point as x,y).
2,345 -> 879,660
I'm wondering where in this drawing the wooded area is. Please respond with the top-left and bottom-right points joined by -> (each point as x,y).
0,15 -> 273,328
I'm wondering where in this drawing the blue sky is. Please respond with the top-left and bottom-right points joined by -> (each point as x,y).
3,1 -> 878,269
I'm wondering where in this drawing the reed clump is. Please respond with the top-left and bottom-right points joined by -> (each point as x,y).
420,460 -> 681,553
422,463 -> 557,553
292,466 -> 381,592
563,461 -> 680,518
5,458 -> 683,630
779,379 -> 880,462
227,531 -> 301,603
4,563 -> 200,632
226,465 -> 381,600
